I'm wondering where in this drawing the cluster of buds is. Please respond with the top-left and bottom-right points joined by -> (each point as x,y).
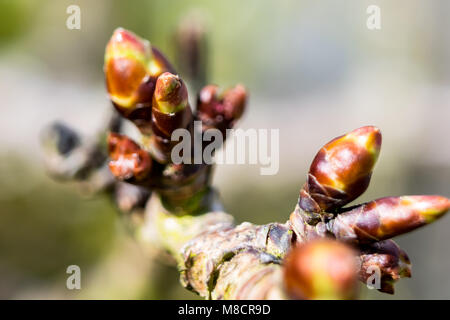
103,28 -> 449,299
104,28 -> 175,134
41,23 -> 450,300
103,28 -> 247,213
103,28 -> 450,297
285,126 -> 450,297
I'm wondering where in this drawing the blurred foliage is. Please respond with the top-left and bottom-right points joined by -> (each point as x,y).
0,0 -> 37,46
0,155 -> 116,298
0,154 -> 204,299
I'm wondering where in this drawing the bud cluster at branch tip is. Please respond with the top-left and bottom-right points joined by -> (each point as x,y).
42,21 -> 450,300
299,126 -> 382,214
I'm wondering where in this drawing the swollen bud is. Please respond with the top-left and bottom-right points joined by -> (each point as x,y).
150,72 -> 192,163
105,28 -> 154,111
104,28 -> 176,135
153,72 -> 188,114
330,195 -> 450,243
107,133 -> 152,181
299,126 -> 382,213
283,239 -> 359,300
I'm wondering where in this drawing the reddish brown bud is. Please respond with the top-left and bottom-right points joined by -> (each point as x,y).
107,133 -> 152,181
104,29 -> 176,134
358,240 -> 411,294
150,73 -> 193,163
283,239 -> 359,300
105,28 -> 154,111
196,84 -> 247,135
330,195 -> 450,243
299,126 -> 382,213
153,72 -> 188,114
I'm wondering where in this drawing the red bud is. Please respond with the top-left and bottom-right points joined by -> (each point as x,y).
108,133 -> 152,181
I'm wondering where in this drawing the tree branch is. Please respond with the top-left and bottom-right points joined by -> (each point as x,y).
41,27 -> 450,300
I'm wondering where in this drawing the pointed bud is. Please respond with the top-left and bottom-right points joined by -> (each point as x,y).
299,126 -> 382,213
330,195 -> 450,243
107,133 -> 152,181
104,28 -> 154,111
150,73 -> 192,163
153,72 -> 188,114
358,240 -> 411,294
283,239 -> 359,300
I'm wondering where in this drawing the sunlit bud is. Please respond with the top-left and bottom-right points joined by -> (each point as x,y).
283,239 -> 359,300
330,195 -> 450,243
150,73 -> 192,163
153,72 -> 188,114
358,240 -> 411,294
104,28 -> 154,111
107,133 -> 152,181
299,126 -> 382,213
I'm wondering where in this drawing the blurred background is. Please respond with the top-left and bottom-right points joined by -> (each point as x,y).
1,0 -> 449,299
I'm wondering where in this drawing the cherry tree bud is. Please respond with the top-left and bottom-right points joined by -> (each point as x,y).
283,239 -> 359,300
299,126 -> 382,213
107,133 -> 152,181
330,195 -> 450,243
